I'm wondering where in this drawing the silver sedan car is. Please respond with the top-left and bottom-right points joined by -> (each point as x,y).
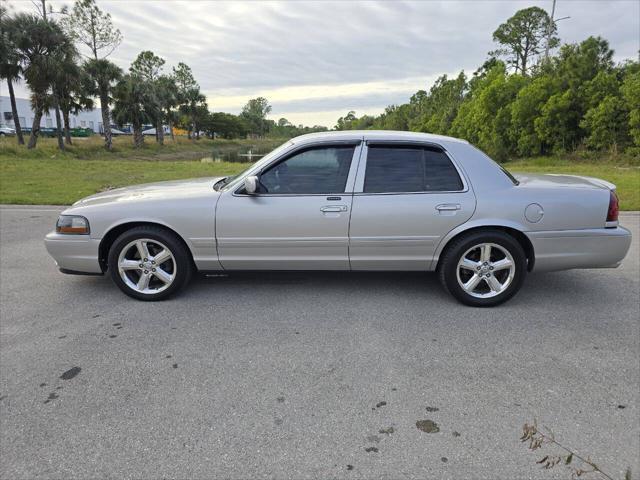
45,131 -> 632,306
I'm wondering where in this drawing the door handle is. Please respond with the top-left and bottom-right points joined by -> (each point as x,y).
321,205 -> 348,213
436,203 -> 461,211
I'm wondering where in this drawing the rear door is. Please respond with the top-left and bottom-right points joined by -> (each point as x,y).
349,142 -> 476,270
216,141 -> 362,270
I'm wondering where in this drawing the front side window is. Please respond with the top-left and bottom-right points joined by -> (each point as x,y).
259,145 -> 355,194
364,145 -> 463,193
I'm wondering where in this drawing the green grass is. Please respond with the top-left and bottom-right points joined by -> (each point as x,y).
0,135 -> 283,162
0,155 -> 248,205
1,137 -> 639,209
0,136 -> 260,205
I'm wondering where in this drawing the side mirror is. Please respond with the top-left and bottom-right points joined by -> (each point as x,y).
244,175 -> 260,194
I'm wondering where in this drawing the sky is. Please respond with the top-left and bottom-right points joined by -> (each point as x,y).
6,0 -> 640,128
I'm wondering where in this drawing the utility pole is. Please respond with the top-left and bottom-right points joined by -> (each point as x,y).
544,0 -> 556,60
30,0 -> 47,19
545,0 -> 570,61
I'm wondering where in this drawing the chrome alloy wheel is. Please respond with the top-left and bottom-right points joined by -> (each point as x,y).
117,238 -> 176,295
456,243 -> 515,299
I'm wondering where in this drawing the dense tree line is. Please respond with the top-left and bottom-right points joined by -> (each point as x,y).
335,7 -> 639,160
198,108 -> 327,140
0,0 -> 323,151
199,96 -> 326,139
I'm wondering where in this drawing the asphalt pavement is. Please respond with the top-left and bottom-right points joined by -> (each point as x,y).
1,206 -> 638,479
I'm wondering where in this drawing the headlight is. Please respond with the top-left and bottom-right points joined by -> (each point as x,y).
56,215 -> 90,234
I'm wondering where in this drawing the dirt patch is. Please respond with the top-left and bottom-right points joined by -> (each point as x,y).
416,419 -> 440,433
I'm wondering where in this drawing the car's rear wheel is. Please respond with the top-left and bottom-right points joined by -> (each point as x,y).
108,226 -> 192,301
438,230 -> 527,307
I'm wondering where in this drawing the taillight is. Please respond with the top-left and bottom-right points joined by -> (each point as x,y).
606,190 -> 619,225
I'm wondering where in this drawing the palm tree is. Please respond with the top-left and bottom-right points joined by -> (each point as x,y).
55,56 -> 93,145
0,8 -> 25,144
173,63 -> 206,140
62,0 -> 123,150
130,50 -> 166,145
112,74 -> 150,148
83,58 -> 122,148
12,13 -> 72,149
155,75 -> 178,142
50,37 -> 79,150
180,88 -> 207,140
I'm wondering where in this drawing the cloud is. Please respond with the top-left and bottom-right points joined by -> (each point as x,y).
207,75 -> 445,111
9,0 -> 640,127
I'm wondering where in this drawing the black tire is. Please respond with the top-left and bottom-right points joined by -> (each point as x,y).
438,230 -> 527,307
108,226 -> 193,301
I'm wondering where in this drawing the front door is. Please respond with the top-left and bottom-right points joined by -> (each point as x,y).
216,142 -> 361,270
349,142 -> 476,270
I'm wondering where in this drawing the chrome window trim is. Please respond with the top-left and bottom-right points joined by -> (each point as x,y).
353,141 -> 469,195
231,139 -> 363,198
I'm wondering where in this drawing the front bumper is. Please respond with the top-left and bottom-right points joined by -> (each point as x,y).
526,226 -> 632,272
44,231 -> 103,274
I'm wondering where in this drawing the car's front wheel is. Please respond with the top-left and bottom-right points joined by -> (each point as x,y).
438,230 -> 527,307
108,226 -> 192,301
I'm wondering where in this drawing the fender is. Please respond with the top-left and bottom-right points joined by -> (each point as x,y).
98,217 -> 203,269
430,217 -> 530,270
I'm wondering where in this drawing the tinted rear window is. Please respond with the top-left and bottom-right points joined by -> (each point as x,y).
364,146 -> 463,193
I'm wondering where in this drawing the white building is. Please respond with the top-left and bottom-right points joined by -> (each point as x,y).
0,96 -> 104,132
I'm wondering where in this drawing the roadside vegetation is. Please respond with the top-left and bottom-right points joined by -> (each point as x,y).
3,1 -> 638,155
0,137 -> 248,204
0,135 -> 284,162
1,137 -> 638,208
0,0 -> 326,153
334,7 -> 640,162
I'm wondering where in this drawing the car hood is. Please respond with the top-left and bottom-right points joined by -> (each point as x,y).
71,177 -> 225,208
514,173 -> 615,190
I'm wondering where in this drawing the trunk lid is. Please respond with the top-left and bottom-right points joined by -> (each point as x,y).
513,173 -> 615,191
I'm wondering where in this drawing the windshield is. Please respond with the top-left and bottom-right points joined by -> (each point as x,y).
215,141 -> 294,191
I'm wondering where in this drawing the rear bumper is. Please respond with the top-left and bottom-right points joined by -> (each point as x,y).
44,231 -> 103,274
526,226 -> 632,272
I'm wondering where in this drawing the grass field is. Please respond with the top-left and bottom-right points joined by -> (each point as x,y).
0,136 -> 276,205
0,135 -> 283,161
1,136 -> 638,209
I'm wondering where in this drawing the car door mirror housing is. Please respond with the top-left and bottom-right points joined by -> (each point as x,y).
244,175 -> 260,194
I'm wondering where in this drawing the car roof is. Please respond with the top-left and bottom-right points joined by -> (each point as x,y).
290,130 -> 469,146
